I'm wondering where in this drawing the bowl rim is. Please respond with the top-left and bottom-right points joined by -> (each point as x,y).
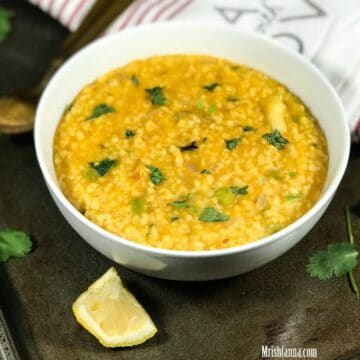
34,21 -> 350,259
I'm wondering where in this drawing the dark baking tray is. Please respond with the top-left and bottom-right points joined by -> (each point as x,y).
1,1 -> 360,359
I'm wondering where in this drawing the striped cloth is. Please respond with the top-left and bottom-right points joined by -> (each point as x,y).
28,0 -> 360,141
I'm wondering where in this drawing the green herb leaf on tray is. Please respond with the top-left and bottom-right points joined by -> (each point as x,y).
199,207 -> 229,222
306,243 -> 358,280
86,104 -> 115,120
231,185 -> 248,195
130,74 -> 140,86
262,130 -> 289,150
146,165 -> 165,185
88,159 -> 117,177
288,172 -> 298,178
201,169 -> 211,174
0,229 -> 32,262
179,141 -> 198,152
125,129 -> 135,138
203,83 -> 220,92
145,87 -> 166,106
225,138 -> 241,150
0,7 -> 14,43
242,126 -> 255,132
227,96 -> 239,102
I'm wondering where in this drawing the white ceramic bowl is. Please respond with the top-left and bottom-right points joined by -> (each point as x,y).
34,22 -> 350,281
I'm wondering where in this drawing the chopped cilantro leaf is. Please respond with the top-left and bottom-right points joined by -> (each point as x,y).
227,96 -> 239,102
145,87 -> 166,106
262,130 -> 289,150
0,229 -> 32,262
125,129 -> 135,138
171,216 -> 179,222
203,83 -> 220,92
201,169 -> 211,174
130,74 -> 140,86
88,159 -> 117,177
146,165 -> 165,185
231,185 -> 248,195
242,126 -> 255,132
180,141 -> 198,152
199,207 -> 229,222
288,172 -> 298,178
169,196 -> 191,209
225,138 -> 241,150
86,104 -> 115,120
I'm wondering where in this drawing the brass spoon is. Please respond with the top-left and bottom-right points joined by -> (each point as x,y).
0,0 -> 133,135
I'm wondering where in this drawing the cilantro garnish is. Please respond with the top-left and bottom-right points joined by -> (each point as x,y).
0,229 -> 32,262
307,207 -> 360,297
0,7 -> 14,43
307,243 -> 358,280
227,96 -> 239,102
169,195 -> 191,209
288,172 -> 298,178
199,207 -> 229,222
125,129 -> 135,138
171,216 -> 179,222
145,87 -> 166,106
242,126 -> 255,132
180,141 -> 198,152
262,130 -> 289,150
130,74 -> 140,86
231,185 -> 248,195
146,165 -> 165,185
86,104 -> 115,120
203,83 -> 220,92
201,169 -> 211,174
225,138 -> 241,150
88,159 -> 117,177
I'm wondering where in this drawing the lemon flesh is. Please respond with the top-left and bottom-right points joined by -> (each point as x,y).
72,267 -> 157,347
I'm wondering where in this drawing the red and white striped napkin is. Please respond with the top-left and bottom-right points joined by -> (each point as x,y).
28,0 -> 360,141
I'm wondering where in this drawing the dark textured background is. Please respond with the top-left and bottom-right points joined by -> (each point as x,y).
0,1 -> 360,359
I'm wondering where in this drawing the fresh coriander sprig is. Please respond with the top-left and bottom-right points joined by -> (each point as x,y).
0,229 -> 32,262
306,207 -> 359,297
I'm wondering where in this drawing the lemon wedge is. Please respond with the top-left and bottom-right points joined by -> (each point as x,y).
72,267 -> 157,347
